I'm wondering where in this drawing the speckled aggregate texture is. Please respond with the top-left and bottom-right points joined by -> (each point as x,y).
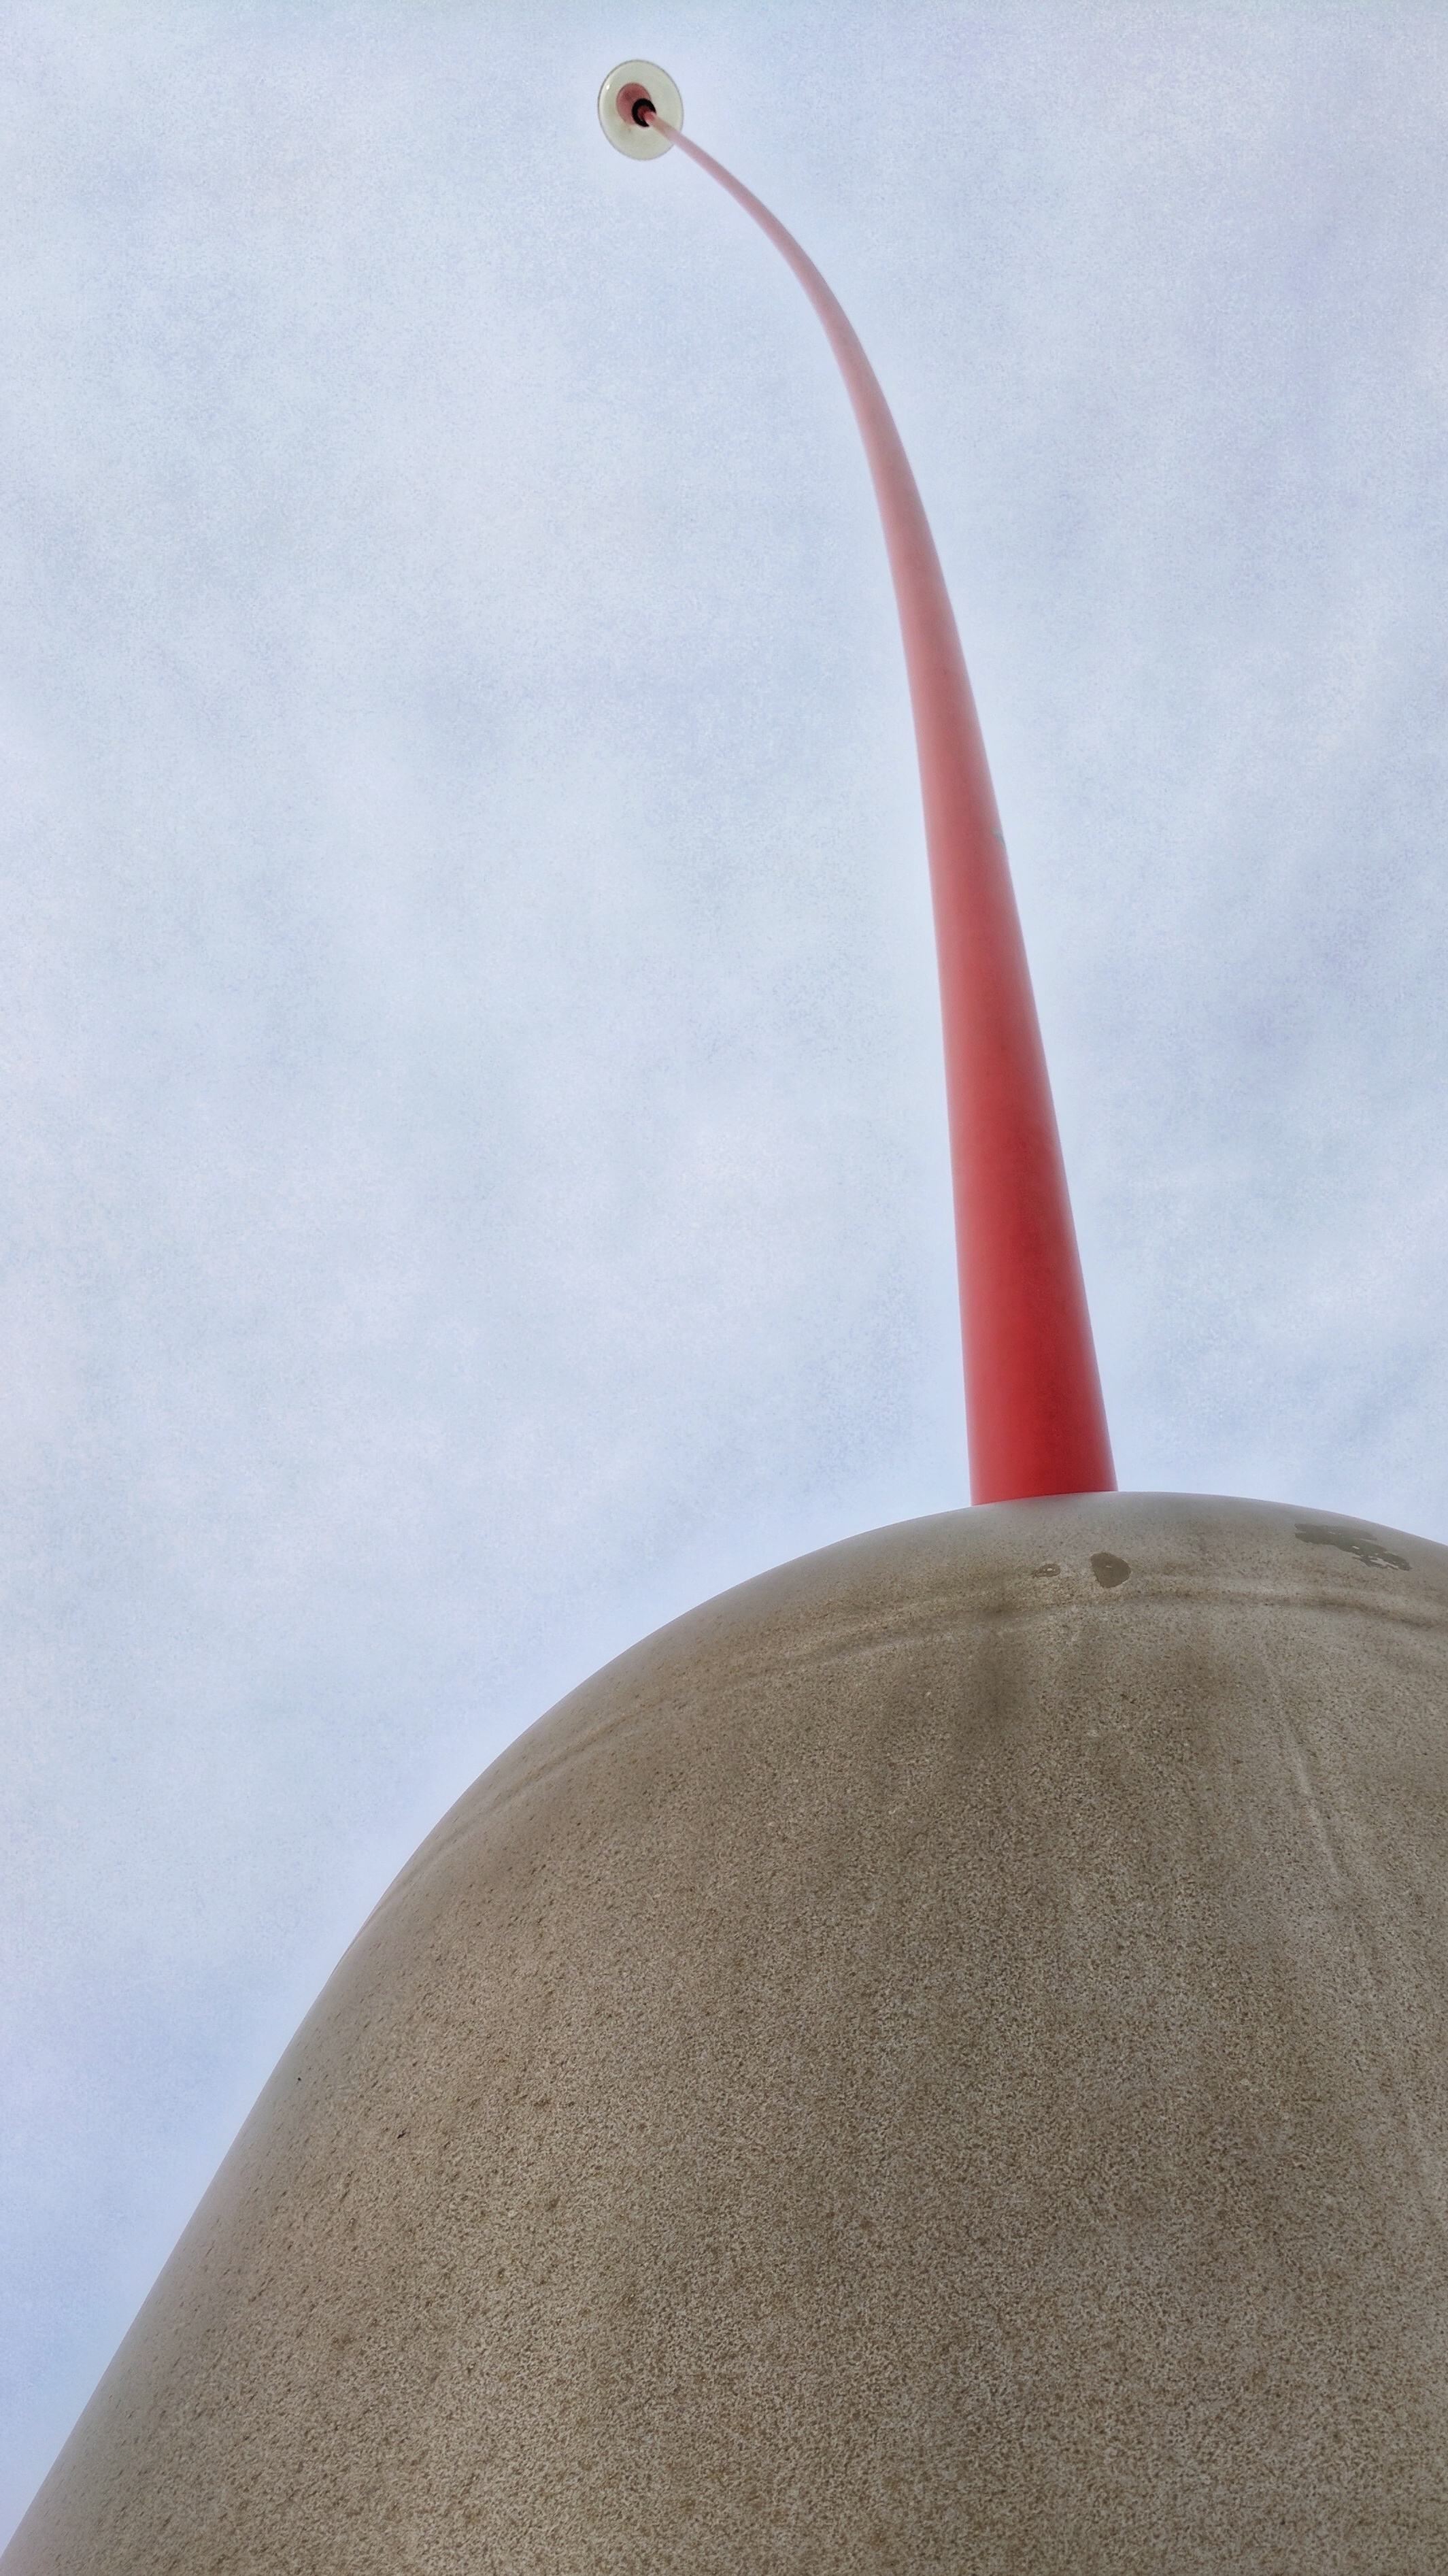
12,1492 -> 1448,2573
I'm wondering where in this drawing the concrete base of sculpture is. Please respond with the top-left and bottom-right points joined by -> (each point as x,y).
11,1492 -> 1448,2572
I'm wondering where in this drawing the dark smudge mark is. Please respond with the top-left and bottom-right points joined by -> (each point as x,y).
1295,1522 -> 1409,1573
1091,1553 -> 1130,1590
1030,1562 -> 1060,1578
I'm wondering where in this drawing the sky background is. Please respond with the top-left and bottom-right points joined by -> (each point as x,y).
3,0 -> 1447,2537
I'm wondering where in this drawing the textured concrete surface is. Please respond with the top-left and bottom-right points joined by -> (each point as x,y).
11,1492 -> 1448,2573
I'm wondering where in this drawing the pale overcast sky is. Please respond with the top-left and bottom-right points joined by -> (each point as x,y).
4,1 -> 1447,2537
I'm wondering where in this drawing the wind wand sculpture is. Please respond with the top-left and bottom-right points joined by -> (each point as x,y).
10,64 -> 1448,2576
599,61 -> 1113,1507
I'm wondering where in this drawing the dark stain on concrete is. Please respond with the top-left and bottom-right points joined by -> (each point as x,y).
1091,1553 -> 1131,1589
1295,1524 -> 1409,1573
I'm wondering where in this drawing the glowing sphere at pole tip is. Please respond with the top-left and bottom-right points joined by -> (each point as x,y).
598,60 -> 681,159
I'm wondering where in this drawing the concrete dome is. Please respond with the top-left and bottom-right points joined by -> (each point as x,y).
11,1492 -> 1448,2572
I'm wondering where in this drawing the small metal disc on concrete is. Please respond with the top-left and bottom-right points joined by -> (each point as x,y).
597,60 -> 681,160
10,1492 -> 1448,2571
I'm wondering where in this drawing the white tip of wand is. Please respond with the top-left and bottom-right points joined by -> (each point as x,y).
598,61 -> 682,158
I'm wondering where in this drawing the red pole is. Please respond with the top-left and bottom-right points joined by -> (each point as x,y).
646,110 -> 1114,1504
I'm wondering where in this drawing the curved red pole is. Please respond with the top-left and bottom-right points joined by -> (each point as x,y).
651,113 -> 1114,1503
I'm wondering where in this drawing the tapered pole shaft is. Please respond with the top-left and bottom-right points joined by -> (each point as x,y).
654,117 -> 1113,1502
